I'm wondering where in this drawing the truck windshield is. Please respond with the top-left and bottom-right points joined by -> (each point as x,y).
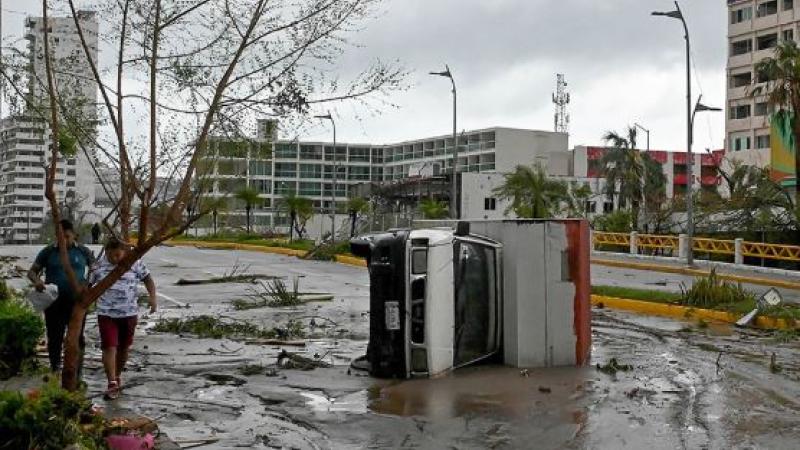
453,240 -> 498,367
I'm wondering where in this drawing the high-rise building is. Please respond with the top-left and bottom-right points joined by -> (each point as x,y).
0,11 -> 98,243
726,0 -> 797,168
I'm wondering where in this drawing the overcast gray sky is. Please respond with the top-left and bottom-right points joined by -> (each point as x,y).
1,0 -> 727,152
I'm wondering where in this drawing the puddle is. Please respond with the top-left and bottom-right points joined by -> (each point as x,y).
368,365 -> 590,419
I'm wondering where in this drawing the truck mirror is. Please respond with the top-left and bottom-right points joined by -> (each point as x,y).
455,221 -> 470,236
350,238 -> 372,259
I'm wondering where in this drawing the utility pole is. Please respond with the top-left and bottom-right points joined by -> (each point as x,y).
315,112 -> 337,241
634,123 -> 650,232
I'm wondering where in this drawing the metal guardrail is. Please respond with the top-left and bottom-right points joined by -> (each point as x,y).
638,234 -> 679,251
592,231 -> 800,264
741,242 -> 800,262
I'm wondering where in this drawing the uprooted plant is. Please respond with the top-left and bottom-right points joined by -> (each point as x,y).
680,269 -> 756,310
234,277 -> 333,310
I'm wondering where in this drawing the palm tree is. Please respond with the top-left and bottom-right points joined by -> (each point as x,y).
493,164 -> 568,219
565,181 -> 593,218
419,198 -> 449,219
753,40 -> 800,200
346,197 -> 370,237
234,186 -> 261,234
279,194 -> 313,242
200,195 -> 229,236
601,127 -> 645,229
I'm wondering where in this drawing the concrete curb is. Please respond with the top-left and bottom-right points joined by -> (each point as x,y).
166,240 -> 308,257
591,295 -> 798,330
165,239 -> 369,267
592,257 -> 800,291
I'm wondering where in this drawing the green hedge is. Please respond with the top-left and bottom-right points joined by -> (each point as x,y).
0,381 -> 106,449
0,299 -> 44,379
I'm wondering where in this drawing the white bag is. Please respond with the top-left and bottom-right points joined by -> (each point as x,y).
27,284 -> 59,312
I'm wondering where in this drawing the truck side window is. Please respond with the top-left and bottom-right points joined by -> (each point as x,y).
453,241 -> 499,367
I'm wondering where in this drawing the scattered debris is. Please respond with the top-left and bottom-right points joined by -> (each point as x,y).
203,373 -> 247,386
519,369 -> 529,377
238,364 -> 266,376
277,350 -> 332,371
538,386 -> 551,394
175,274 -> 278,286
152,316 -> 305,340
770,353 -> 782,374
595,358 -> 633,375
697,319 -> 709,330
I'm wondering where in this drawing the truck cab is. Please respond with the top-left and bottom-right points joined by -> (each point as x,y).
351,227 -> 503,378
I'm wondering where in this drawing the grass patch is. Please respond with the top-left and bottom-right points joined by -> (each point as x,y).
173,233 -> 315,252
152,316 -> 305,340
591,285 -> 682,304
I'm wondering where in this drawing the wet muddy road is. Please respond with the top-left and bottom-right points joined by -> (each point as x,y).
3,245 -> 800,449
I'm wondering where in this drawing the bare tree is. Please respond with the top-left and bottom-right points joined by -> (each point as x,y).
1,0 -> 404,390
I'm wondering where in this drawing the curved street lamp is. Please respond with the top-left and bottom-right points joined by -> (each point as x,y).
430,65 -> 459,219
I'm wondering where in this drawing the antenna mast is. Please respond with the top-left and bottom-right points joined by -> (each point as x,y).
552,74 -> 570,134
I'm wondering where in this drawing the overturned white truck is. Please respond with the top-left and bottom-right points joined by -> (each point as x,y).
351,219 -> 592,379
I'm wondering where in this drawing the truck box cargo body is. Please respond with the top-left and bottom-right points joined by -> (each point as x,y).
353,219 -> 590,379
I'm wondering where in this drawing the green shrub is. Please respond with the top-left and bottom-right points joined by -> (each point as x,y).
0,381 -> 106,449
0,280 -> 10,301
680,269 -> 756,309
0,299 -> 44,379
308,241 -> 352,261
591,285 -> 682,303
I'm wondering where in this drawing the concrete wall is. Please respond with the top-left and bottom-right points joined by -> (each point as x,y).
494,128 -> 568,173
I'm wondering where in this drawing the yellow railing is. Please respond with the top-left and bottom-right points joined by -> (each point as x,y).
592,231 -> 800,264
637,234 -> 679,251
592,232 -> 630,247
693,238 -> 735,256
741,242 -> 800,262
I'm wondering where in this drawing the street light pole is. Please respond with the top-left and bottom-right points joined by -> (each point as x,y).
315,112 -> 337,241
653,1 -> 694,265
634,123 -> 650,232
430,65 -> 458,219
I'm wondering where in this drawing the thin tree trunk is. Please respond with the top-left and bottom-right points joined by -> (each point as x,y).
246,205 -> 251,234
350,211 -> 356,237
289,211 -> 295,242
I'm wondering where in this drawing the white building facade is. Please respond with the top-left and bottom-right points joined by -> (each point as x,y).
726,0 -> 798,169
198,123 -> 568,233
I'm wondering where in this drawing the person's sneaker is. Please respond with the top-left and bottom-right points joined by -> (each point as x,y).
116,376 -> 122,391
104,381 -> 120,400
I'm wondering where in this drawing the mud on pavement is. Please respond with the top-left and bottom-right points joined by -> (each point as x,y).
3,245 -> 800,449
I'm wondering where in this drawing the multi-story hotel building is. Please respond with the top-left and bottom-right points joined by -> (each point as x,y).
726,0 -> 798,168
199,121 -> 568,231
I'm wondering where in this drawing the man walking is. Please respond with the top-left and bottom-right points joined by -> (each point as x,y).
27,219 -> 95,376
90,237 -> 156,399
91,223 -> 101,245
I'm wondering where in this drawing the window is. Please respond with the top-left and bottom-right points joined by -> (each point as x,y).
275,143 -> 297,159
733,136 -> 752,151
324,146 -> 347,161
756,67 -> 773,83
484,198 -> 496,211
729,104 -> 752,120
349,147 -> 370,162
254,179 -> 271,194
299,163 -> 322,179
731,6 -> 753,23
249,160 -> 271,176
731,39 -> 753,56
757,33 -> 778,50
453,240 -> 499,367
730,72 -> 752,88
300,144 -> 322,160
274,162 -> 297,178
299,182 -> 321,196
784,29 -> 795,42
754,102 -> 769,116
756,134 -> 771,148
757,1 -> 778,17
274,181 -> 296,195
348,166 -> 371,181
785,0 -> 794,10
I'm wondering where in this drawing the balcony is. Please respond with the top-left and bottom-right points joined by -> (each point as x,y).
701,175 -> 720,186
701,154 -> 718,166
728,52 -> 753,68
673,153 -> 687,165
728,117 -> 754,132
729,20 -> 753,38
673,174 -> 688,185
649,151 -> 668,164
